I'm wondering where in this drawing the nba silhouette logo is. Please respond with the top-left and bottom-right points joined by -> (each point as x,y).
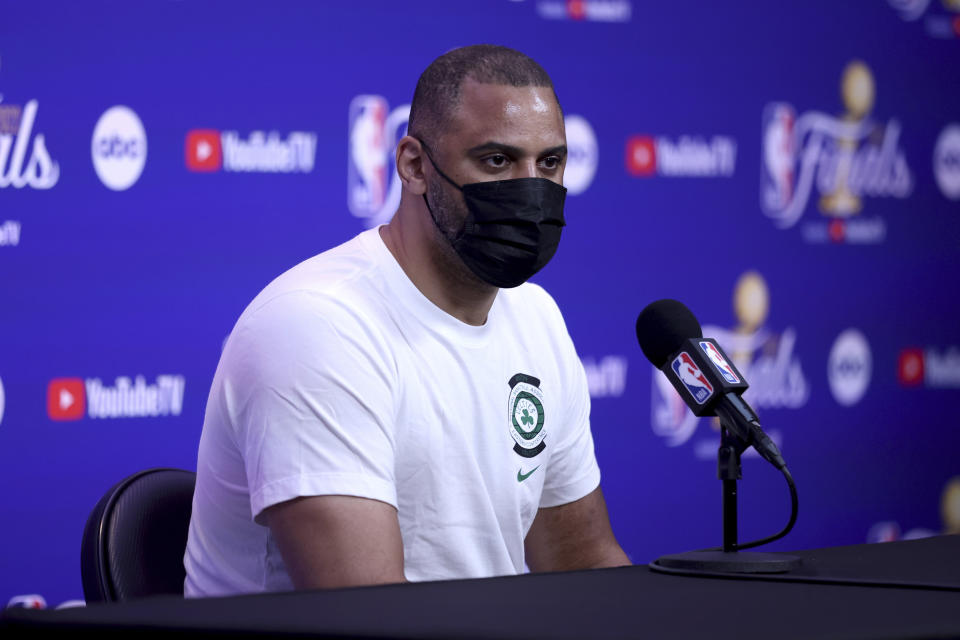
671,352 -> 714,405
700,341 -> 741,384
761,103 -> 797,215
348,95 -> 389,218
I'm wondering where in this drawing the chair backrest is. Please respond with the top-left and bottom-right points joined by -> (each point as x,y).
81,468 -> 196,602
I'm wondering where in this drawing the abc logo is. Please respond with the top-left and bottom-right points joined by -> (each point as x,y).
91,106 -> 147,191
828,329 -> 872,407
934,124 -> 960,200
96,136 -> 142,159
563,115 -> 598,196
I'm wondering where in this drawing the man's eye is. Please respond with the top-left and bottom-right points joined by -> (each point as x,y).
485,154 -> 509,168
540,156 -> 561,170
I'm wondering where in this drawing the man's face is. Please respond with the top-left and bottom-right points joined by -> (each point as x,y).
425,78 -> 567,236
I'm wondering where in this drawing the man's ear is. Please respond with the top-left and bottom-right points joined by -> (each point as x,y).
396,135 -> 427,196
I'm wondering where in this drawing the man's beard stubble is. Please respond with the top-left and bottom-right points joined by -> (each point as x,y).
425,176 -> 492,292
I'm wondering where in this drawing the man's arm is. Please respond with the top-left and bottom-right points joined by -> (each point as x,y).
524,486 -> 631,572
262,495 -> 407,590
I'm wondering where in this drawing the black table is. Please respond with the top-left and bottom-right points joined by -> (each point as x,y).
4,536 -> 959,639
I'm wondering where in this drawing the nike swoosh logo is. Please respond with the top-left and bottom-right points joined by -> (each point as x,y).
517,465 -> 541,483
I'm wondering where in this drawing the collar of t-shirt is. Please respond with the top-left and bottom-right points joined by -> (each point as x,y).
362,226 -> 500,349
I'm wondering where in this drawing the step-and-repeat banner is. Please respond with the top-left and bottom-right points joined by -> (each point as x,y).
2,0 -> 959,607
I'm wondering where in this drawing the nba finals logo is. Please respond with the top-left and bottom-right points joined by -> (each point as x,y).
0,57 -> 60,191
651,271 -> 809,454
866,475 -> 960,543
347,95 -> 411,229
760,60 -> 913,244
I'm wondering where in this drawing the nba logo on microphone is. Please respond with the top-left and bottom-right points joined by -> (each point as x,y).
671,352 -> 714,404
700,341 -> 741,384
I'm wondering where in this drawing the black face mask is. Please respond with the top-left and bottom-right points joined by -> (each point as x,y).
417,139 -> 567,289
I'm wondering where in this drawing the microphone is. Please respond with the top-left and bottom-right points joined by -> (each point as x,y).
636,299 -> 786,470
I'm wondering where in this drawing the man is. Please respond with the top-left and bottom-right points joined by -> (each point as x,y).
184,44 -> 629,597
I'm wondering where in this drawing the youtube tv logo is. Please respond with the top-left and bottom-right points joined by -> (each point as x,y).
567,0 -> 586,20
898,349 -> 924,386
45,374 -> 186,421
897,346 -> 960,388
47,378 -> 86,421
625,134 -> 736,177
185,129 -> 222,172
626,136 -> 657,177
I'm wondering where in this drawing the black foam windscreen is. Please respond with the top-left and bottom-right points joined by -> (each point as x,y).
635,299 -> 703,368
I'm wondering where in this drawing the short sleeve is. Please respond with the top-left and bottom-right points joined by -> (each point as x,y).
535,293 -> 601,508
220,291 -> 398,523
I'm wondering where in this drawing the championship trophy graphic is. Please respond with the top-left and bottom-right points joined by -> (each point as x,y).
709,271 -> 770,432
943,477 -> 960,535
731,271 -> 770,367
819,61 -> 875,217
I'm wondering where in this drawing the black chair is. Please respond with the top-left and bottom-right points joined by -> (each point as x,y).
80,468 -> 196,602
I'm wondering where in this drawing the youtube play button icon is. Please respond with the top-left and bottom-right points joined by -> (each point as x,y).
47,378 -> 86,421
185,129 -> 222,172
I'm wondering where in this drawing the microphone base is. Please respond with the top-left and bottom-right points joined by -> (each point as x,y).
654,550 -> 802,574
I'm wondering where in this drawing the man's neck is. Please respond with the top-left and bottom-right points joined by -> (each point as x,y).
380,204 -> 497,327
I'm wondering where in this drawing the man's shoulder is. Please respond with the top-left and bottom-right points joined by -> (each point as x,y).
223,229 -> 396,357
240,229 -> 385,320
259,228 -> 379,296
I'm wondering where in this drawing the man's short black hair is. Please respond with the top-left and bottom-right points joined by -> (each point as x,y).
408,44 -> 560,149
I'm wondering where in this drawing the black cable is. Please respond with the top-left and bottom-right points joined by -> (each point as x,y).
704,465 -> 798,552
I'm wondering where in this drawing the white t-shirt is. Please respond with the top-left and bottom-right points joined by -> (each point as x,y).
184,227 -> 600,597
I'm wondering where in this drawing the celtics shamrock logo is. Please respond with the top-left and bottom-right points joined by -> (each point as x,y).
508,373 -> 546,458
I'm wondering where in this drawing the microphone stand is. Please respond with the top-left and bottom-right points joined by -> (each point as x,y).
653,425 -> 802,574
719,426 -> 745,553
